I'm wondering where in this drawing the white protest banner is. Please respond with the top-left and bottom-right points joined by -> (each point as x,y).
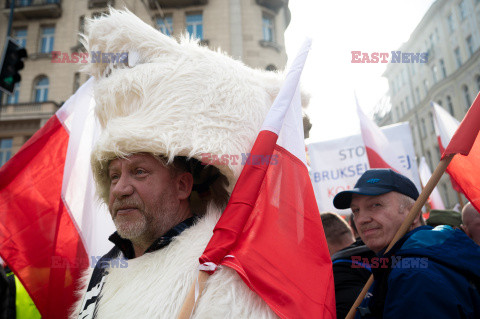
308,122 -> 420,215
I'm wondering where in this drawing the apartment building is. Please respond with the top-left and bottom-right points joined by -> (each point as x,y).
379,0 -> 480,208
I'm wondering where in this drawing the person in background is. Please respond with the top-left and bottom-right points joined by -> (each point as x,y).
321,212 -> 375,319
426,209 -> 462,228
333,168 -> 480,318
462,202 -> 480,246
321,212 -> 355,256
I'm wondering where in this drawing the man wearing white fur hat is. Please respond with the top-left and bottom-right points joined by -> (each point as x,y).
71,8 -> 293,319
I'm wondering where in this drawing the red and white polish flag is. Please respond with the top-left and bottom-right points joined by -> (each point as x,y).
199,39 -> 336,319
418,156 -> 445,211
356,97 -> 404,172
437,95 -> 480,213
0,79 -> 114,318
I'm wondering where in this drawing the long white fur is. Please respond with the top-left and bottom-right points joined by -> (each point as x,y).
83,9 -> 292,204
70,205 -> 276,318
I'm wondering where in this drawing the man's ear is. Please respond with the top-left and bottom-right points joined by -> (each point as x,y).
176,172 -> 194,200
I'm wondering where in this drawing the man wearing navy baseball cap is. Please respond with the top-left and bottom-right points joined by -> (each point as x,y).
333,169 -> 480,319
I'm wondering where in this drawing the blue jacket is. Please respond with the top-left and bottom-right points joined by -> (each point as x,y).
356,225 -> 480,318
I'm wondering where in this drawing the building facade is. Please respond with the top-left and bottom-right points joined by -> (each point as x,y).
379,0 -> 480,208
0,0 -> 290,165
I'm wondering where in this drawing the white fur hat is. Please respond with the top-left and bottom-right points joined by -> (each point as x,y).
84,9 -> 305,211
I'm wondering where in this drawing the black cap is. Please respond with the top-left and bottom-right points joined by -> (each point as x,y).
333,169 -> 419,209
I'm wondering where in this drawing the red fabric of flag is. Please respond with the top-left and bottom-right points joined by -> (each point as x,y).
200,131 -> 335,318
0,115 -> 88,318
442,93 -> 480,213
442,93 -> 480,157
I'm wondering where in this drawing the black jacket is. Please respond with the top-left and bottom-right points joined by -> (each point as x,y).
332,239 -> 376,319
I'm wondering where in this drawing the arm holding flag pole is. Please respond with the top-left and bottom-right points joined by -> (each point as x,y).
345,154 -> 454,319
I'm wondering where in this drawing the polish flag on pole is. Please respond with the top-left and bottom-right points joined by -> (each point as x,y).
418,156 -> 445,211
199,39 -> 336,318
439,94 -> 480,213
431,101 -> 463,193
356,97 -> 404,172
0,79 -> 114,318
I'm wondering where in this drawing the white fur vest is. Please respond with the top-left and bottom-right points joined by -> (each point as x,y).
71,207 -> 277,318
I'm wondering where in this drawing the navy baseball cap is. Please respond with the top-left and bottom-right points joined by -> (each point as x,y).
333,169 -> 419,209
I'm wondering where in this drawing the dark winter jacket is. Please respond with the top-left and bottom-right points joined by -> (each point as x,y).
356,225 -> 480,319
332,239 -> 376,318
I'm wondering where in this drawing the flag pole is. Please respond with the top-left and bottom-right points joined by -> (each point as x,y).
345,154 -> 454,319
177,270 -> 210,319
456,191 -> 465,210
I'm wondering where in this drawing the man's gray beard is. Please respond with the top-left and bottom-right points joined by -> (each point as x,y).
112,194 -> 179,243
114,214 -> 148,240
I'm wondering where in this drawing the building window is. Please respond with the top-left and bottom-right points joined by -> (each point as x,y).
40,26 -> 55,53
439,59 -> 447,79
77,15 -> 85,44
437,100 -> 443,106
463,85 -> 471,109
13,28 -> 27,48
426,150 -> 433,171
0,138 -> 12,167
423,79 -> 429,95
73,73 -> 80,93
186,13 -> 203,40
6,83 -> 20,105
466,35 -> 474,57
400,102 -> 405,116
442,183 -> 450,208
429,112 -> 435,133
262,12 -> 275,42
156,16 -> 173,36
446,95 -> 454,116
421,118 -> 427,138
459,0 -> 467,20
431,65 -> 438,83
34,76 -> 49,102
454,47 -> 462,68
406,96 -> 411,110
415,87 -> 421,103
17,0 -> 31,7
447,14 -> 455,33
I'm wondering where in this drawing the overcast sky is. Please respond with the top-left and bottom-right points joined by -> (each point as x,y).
284,0 -> 436,143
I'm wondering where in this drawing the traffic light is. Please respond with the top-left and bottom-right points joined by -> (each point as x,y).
0,38 -> 27,95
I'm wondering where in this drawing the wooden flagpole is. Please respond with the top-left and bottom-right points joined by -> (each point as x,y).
177,270 -> 210,319
345,154 -> 454,319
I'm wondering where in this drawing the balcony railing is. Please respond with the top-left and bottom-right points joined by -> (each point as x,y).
147,0 -> 207,10
256,0 -> 287,13
0,101 -> 59,120
3,0 -> 62,19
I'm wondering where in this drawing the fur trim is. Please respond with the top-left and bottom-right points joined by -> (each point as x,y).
70,205 -> 276,318
82,9 -> 292,209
